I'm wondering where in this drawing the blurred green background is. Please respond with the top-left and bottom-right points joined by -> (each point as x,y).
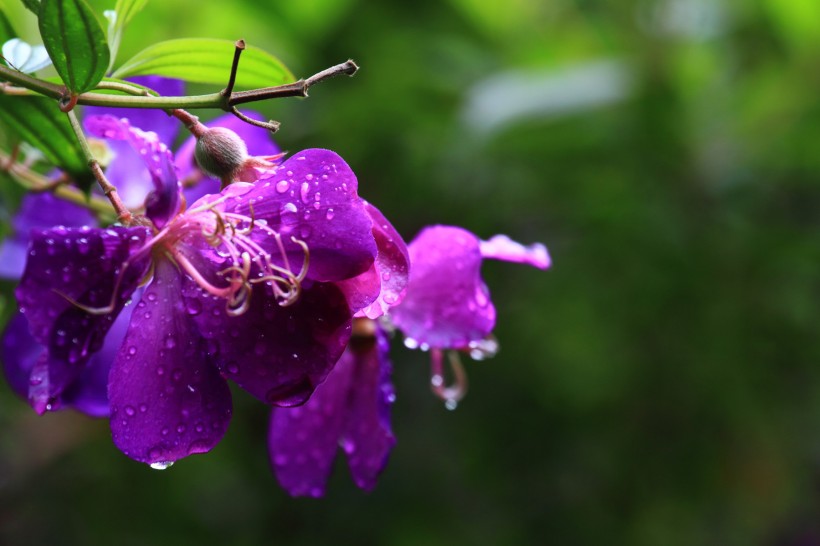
3,0 -> 820,544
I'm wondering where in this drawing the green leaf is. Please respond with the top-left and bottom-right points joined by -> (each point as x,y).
0,8 -> 17,43
112,38 -> 294,89
0,95 -> 89,186
105,0 -> 148,73
38,0 -> 110,93
20,0 -> 40,15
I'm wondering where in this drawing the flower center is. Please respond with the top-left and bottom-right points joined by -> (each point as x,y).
155,195 -> 310,316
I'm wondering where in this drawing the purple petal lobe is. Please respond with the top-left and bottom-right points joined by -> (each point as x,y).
268,354 -> 352,497
109,259 -> 232,465
185,280 -> 352,407
391,225 -> 496,349
479,234 -> 551,269
268,322 -> 395,496
85,115 -> 181,227
1,312 -> 40,400
361,202 -> 410,318
0,193 -> 96,279
84,76 -> 184,144
229,149 -> 377,282
176,111 -> 281,203
15,226 -> 152,409
341,326 -> 396,490
62,290 -> 140,417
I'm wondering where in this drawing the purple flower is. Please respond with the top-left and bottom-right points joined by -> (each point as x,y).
392,225 -> 549,405
392,225 -> 550,350
266,225 -> 547,496
16,108 -> 396,465
268,318 -> 396,497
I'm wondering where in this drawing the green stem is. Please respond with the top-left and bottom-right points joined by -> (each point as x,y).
0,149 -> 115,220
65,110 -> 133,224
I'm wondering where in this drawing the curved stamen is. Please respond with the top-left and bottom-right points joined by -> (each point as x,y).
430,349 -> 468,410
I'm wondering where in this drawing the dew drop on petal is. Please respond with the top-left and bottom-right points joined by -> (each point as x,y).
275,180 -> 289,193
149,461 -> 174,470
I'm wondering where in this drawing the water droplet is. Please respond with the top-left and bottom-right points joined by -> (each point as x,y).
403,337 -> 419,349
340,438 -> 356,454
381,270 -> 390,281
305,173 -> 314,181
157,366 -> 165,376
147,293 -> 157,302
431,374 -> 444,388
128,346 -> 137,355
124,405 -> 136,416
139,404 -> 148,413
186,299 -> 202,315
300,182 -> 310,203
227,363 -> 239,374
445,399 -> 459,411
275,180 -> 289,193
176,424 -> 186,433
149,461 -> 174,470
164,336 -> 176,349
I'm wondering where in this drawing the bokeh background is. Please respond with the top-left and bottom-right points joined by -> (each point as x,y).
2,0 -> 820,544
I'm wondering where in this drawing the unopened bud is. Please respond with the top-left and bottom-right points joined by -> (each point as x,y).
194,127 -> 249,182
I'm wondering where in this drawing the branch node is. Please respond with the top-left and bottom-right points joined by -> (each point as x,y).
230,107 -> 280,133
222,39 -> 247,98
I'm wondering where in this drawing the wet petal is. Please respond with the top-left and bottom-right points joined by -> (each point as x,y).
228,149 -> 377,282
109,259 -> 232,465
480,234 -> 551,269
268,352 -> 353,497
341,327 -> 396,490
0,193 -> 97,280
360,202 -> 410,319
185,280 -> 351,407
176,111 -> 281,203
85,114 -> 181,227
1,312 -> 39,401
391,226 -> 496,349
83,76 -> 184,144
61,289 -> 140,418
15,226 -> 152,410
336,264 -> 381,316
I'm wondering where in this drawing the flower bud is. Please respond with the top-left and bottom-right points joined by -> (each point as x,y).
194,127 -> 249,181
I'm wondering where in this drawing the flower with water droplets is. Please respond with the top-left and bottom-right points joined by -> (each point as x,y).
15,109 -> 401,465
391,225 -> 550,406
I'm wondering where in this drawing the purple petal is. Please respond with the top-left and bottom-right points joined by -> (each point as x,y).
85,114 -> 181,228
480,234 -> 551,269
176,111 -> 281,203
83,76 -> 184,144
268,351 -> 353,497
15,226 -> 152,411
359,202 -> 410,319
336,265 -> 381,316
185,280 -> 351,407
0,193 -> 96,279
61,289 -> 140,417
391,226 -> 496,349
268,322 -> 396,497
1,312 -> 39,400
228,149 -> 377,282
1,293 -> 136,418
109,259 -> 232,465
341,326 -> 396,491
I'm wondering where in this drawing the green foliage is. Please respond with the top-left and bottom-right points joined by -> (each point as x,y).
105,0 -> 148,73
0,95 -> 87,183
38,0 -> 110,93
0,8 -> 16,42
112,38 -> 294,88
19,0 -> 39,14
